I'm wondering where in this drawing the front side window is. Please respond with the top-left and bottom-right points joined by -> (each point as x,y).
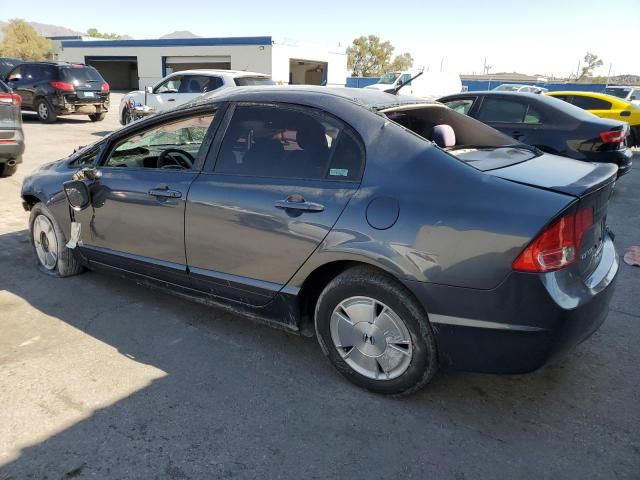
105,113 -> 214,169
399,74 -> 412,86
180,75 -> 222,94
378,73 -> 400,85
155,75 -> 183,94
214,105 -> 365,181
478,98 -> 529,123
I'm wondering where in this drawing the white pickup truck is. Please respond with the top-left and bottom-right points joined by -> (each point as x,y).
118,69 -> 273,124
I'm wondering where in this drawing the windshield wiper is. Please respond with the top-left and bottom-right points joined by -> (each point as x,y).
448,143 -> 541,155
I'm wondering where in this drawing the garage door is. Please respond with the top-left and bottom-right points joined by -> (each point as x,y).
164,56 -> 231,75
85,56 -> 139,91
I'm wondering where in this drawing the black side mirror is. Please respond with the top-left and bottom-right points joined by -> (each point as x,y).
63,180 -> 91,211
631,95 -> 636,101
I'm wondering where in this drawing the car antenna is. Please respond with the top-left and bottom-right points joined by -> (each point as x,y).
385,70 -> 424,95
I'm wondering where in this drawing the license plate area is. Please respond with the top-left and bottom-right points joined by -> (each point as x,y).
79,91 -> 96,98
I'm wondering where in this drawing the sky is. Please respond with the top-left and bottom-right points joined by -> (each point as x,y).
3,0 -> 640,77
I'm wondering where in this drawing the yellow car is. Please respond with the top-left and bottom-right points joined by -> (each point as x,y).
546,91 -> 640,146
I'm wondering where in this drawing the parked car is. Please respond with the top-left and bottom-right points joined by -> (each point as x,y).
364,70 -> 462,98
0,79 -> 24,177
438,91 -> 632,176
603,85 -> 640,106
0,58 -> 22,80
22,87 -> 619,395
546,91 -> 640,147
493,84 -> 548,94
4,62 -> 110,123
118,69 -> 273,125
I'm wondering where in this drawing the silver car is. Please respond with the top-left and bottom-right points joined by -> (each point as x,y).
0,79 -> 24,177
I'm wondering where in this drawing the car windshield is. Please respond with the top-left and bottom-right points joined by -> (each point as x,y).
378,73 -> 401,85
494,84 -> 521,91
604,87 -> 631,99
60,66 -> 104,84
233,77 -> 275,86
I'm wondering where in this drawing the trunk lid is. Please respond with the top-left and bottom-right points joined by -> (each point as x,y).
488,152 -> 617,279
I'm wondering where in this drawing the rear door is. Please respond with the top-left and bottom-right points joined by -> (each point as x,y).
475,96 -> 545,144
185,103 -> 366,305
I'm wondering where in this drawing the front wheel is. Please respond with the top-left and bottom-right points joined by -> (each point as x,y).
315,266 -> 438,395
29,203 -> 83,277
89,112 -> 106,122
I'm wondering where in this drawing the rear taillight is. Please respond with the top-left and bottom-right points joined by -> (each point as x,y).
599,130 -> 625,144
513,207 -> 594,272
50,81 -> 75,92
0,93 -> 21,106
100,82 -> 110,92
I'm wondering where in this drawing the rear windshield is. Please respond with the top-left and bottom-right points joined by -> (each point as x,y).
604,87 -> 631,99
60,66 -> 104,83
233,77 -> 274,86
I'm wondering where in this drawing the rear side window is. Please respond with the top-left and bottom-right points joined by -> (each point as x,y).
60,66 -> 104,83
214,104 -> 365,181
478,98 -> 542,124
570,96 -> 611,110
180,75 -> 222,93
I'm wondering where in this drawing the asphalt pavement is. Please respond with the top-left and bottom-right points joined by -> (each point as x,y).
0,95 -> 638,479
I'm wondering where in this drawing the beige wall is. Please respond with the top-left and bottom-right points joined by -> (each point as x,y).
58,44 -> 273,89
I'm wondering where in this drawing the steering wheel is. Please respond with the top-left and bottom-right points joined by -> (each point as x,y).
157,148 -> 194,169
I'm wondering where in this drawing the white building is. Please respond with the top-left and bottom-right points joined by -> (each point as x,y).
55,36 -> 347,90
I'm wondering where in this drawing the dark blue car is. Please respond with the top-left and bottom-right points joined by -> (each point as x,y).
21,87 -> 619,395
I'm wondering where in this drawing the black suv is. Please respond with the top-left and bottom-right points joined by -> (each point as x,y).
5,62 -> 110,123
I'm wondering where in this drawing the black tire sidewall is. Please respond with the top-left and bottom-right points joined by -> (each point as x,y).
0,163 -> 17,177
90,113 -> 106,122
315,268 -> 438,395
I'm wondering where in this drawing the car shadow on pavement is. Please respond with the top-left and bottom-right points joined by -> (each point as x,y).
21,114 -> 94,124
0,227 -> 637,479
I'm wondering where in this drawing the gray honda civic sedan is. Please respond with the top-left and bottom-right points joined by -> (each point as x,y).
21,86 -> 619,395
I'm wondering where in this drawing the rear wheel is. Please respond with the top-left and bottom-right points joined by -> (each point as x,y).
35,98 -> 57,123
89,112 -> 106,122
315,266 -> 438,395
122,107 -> 135,125
29,203 -> 83,277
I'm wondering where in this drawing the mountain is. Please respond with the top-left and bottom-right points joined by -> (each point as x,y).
0,20 -> 84,41
160,30 -> 201,39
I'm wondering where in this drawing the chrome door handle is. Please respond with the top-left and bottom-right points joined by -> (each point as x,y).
275,197 -> 324,212
148,188 -> 182,198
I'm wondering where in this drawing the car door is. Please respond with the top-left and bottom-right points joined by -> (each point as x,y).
185,103 -> 366,306
73,108 -> 219,285
6,65 -> 32,108
145,74 -> 184,113
474,96 -> 544,144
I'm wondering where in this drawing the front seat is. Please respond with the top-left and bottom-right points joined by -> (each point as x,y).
432,124 -> 456,148
293,127 -> 329,177
243,138 -> 284,176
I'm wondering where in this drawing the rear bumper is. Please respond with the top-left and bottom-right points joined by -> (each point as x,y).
585,147 -> 633,177
52,93 -> 110,115
0,129 -> 25,162
404,235 -> 619,374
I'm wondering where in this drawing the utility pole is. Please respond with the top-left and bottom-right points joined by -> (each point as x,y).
605,63 -> 612,87
440,57 -> 444,72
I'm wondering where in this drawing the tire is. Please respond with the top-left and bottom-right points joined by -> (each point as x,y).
122,107 -> 134,125
0,162 -> 17,177
89,112 -> 106,122
29,203 -> 83,277
35,98 -> 57,123
315,266 -> 438,396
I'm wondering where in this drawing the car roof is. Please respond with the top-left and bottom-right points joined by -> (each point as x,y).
198,85 -> 435,110
167,69 -> 270,78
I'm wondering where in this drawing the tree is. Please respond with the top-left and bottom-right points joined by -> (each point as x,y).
347,35 -> 413,77
0,19 -> 51,60
577,52 -> 603,81
87,28 -> 123,40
